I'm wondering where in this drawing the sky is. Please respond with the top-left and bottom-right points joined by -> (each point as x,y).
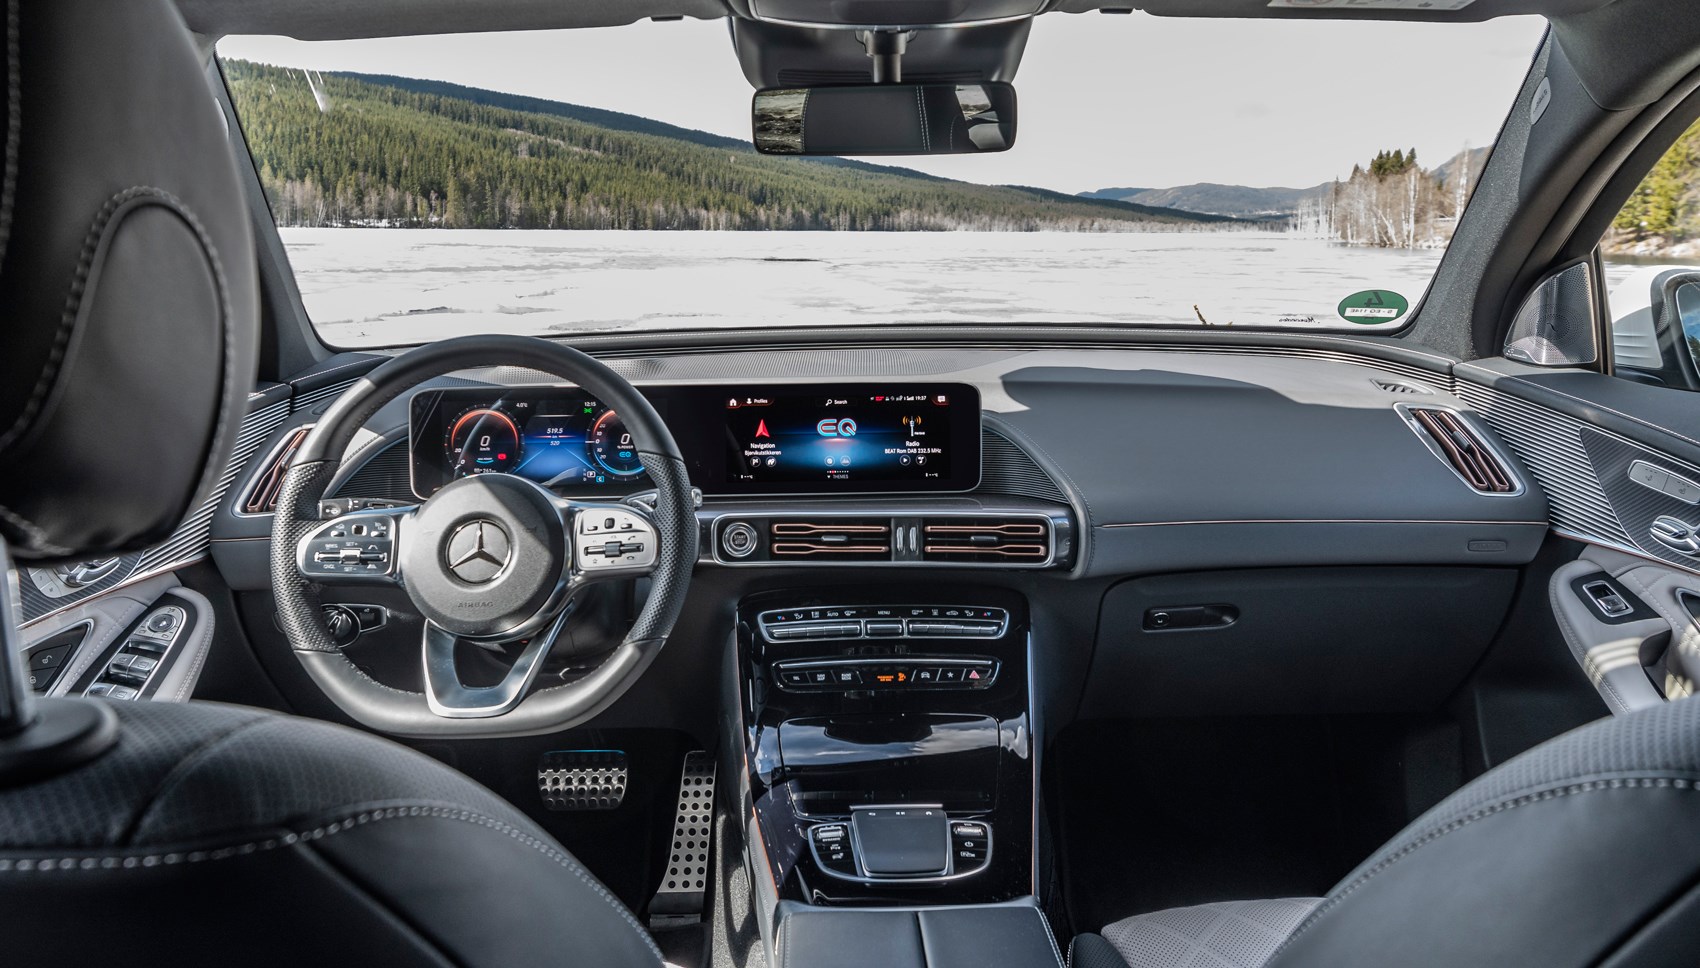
219,12 -> 1549,195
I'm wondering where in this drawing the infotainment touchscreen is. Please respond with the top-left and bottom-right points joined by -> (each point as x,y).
719,387 -> 973,488
408,383 -> 979,497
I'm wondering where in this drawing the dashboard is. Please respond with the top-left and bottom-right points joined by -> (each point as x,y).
408,383 -> 982,498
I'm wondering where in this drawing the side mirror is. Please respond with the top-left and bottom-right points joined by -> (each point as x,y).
1504,261 -> 1600,367
752,83 -> 1016,157
1605,265 -> 1700,389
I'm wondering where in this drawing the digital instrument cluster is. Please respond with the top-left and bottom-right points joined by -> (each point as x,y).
410,390 -> 649,497
408,383 -> 979,497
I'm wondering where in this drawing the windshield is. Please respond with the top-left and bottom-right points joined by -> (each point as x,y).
220,15 -> 1548,347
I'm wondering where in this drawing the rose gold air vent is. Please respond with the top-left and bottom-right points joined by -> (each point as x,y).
921,519 -> 1050,564
241,426 -> 312,514
1406,408 -> 1516,494
769,520 -> 892,562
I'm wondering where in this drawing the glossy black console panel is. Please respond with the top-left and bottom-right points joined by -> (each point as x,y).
740,587 -> 1032,906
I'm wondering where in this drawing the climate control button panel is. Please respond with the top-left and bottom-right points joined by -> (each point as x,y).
774,656 -> 998,692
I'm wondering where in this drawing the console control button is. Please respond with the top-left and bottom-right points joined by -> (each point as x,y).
949,821 -> 993,871
864,620 -> 904,637
810,824 -> 858,875
936,667 -> 963,684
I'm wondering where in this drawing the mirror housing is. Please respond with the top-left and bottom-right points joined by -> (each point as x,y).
753,83 -> 1015,156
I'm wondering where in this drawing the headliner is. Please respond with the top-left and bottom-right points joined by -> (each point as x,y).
177,0 -> 1613,41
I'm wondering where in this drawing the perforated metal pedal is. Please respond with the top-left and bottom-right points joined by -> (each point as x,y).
649,751 -> 716,928
537,749 -> 628,811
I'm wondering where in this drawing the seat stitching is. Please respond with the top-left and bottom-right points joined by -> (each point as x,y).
0,804 -> 663,960
1273,776 -> 1700,956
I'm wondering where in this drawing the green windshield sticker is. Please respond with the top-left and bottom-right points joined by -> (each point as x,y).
1337,290 -> 1409,324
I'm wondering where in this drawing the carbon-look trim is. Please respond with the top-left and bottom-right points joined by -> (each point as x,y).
19,395 -> 290,627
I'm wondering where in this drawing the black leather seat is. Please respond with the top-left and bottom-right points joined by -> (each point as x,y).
0,3 -> 658,965
1072,695 -> 1700,968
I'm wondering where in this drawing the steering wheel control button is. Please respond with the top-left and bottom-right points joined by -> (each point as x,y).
573,506 -> 658,572
301,511 -> 399,581
445,519 -> 511,584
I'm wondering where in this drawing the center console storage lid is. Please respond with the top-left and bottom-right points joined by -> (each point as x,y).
774,897 -> 1063,968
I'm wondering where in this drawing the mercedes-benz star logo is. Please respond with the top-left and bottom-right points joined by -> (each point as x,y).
445,519 -> 511,584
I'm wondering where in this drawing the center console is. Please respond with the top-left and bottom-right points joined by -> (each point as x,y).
738,589 -> 1033,907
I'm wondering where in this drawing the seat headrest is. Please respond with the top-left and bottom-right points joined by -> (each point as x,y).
0,0 -> 259,563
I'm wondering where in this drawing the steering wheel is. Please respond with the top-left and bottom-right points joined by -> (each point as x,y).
270,335 -> 697,738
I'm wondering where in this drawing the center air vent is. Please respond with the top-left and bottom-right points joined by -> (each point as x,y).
921,518 -> 1051,564
241,426 -> 312,514
769,519 -> 892,562
1402,407 -> 1517,494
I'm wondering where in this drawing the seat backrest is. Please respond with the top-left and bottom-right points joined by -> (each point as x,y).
1265,696 -> 1700,968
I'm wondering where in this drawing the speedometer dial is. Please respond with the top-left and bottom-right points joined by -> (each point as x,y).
589,410 -> 645,479
447,407 -> 522,475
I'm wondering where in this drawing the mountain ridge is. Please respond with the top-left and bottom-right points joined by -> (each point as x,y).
227,61 -> 1243,232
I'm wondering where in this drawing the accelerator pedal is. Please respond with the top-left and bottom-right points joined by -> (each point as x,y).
537,749 -> 628,811
649,751 -> 717,929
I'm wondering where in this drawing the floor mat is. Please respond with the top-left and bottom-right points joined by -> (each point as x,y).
1052,715 -> 1457,936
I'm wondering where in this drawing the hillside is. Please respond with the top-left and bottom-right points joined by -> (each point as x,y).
1081,182 -> 1331,218
224,61 -> 1240,233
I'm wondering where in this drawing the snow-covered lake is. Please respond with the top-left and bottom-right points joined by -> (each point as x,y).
277,228 -> 1635,347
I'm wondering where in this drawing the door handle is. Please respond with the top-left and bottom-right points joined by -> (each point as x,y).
1650,515 -> 1700,556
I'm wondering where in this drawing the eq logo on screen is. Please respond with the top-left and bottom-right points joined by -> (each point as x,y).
816,418 -> 858,437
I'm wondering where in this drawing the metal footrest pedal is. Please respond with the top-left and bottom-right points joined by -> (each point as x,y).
648,750 -> 716,929
537,749 -> 628,811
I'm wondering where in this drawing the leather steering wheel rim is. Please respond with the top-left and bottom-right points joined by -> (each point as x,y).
269,334 -> 697,739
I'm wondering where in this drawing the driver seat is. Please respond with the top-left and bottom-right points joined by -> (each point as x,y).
0,3 -> 659,965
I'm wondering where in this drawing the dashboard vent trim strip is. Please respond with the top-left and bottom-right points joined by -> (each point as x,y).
1452,381 -> 1631,546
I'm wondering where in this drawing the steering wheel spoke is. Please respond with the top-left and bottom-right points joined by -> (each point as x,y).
561,500 -> 662,589
294,505 -> 413,586
421,607 -> 573,719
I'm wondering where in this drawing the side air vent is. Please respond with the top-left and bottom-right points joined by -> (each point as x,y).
769,519 -> 892,562
921,518 -> 1051,564
241,426 -> 312,514
1403,407 -> 1517,494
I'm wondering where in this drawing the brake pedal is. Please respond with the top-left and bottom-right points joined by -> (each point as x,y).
537,749 -> 628,811
649,751 -> 716,928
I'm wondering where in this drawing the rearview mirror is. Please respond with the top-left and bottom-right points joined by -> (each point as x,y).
752,83 -> 1016,157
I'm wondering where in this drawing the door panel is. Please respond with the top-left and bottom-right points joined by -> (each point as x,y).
1455,358 -> 1700,712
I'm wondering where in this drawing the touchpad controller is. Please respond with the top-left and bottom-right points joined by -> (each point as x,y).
851,806 -> 950,876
